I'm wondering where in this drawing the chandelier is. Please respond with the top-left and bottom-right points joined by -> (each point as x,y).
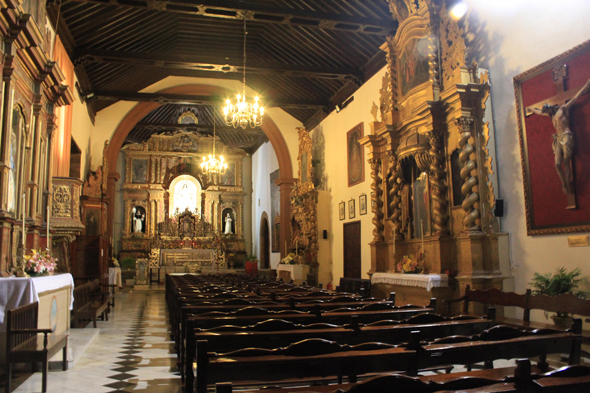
223,18 -> 264,129
200,122 -> 227,175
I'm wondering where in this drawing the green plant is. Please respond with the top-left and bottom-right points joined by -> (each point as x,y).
120,257 -> 136,270
530,267 -> 589,318
246,254 -> 258,262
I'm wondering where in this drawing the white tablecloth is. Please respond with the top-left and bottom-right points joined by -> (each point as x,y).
371,272 -> 448,292
109,267 -> 123,288
277,264 -> 310,281
0,273 -> 75,330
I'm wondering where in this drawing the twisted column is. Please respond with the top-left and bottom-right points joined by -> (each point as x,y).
456,117 -> 480,231
369,158 -> 384,242
388,151 -> 402,235
427,132 -> 449,235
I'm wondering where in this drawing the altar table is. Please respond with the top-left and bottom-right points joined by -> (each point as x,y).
371,272 -> 448,292
0,274 -> 74,364
277,264 -> 309,284
109,267 -> 123,289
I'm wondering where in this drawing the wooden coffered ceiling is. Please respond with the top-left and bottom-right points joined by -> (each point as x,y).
46,0 -> 396,150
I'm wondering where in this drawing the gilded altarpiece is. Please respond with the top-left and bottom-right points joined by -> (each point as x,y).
364,0 -> 507,311
120,131 -> 246,270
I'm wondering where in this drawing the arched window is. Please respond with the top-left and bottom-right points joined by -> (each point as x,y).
169,175 -> 202,216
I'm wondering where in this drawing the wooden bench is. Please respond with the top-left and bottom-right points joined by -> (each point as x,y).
4,302 -> 68,393
71,282 -> 110,328
194,323 -> 582,393
213,361 -> 590,393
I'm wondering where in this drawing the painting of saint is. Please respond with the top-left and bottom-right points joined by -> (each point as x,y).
221,162 -> 236,186
85,210 -> 99,236
132,159 -> 148,183
399,38 -> 430,97
270,170 -> 280,252
347,123 -> 364,187
301,152 -> 308,183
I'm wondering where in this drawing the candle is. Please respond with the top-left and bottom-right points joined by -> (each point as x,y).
420,219 -> 424,259
47,202 -> 50,251
22,193 -> 26,250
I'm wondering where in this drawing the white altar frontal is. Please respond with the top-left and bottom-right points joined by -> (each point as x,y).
0,274 -> 74,364
277,264 -> 310,285
370,272 -> 451,313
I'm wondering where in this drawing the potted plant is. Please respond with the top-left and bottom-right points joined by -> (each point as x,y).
529,267 -> 589,328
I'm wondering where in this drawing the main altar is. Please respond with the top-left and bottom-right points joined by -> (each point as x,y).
118,122 -> 248,272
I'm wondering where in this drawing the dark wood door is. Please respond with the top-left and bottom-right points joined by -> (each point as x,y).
343,221 -> 361,278
260,217 -> 270,269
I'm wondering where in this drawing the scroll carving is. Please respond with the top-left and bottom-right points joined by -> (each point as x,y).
427,131 -> 448,234
457,117 -> 480,231
52,186 -> 72,218
439,1 -> 466,87
369,158 -> 384,242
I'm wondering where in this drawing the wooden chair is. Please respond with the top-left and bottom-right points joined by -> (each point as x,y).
5,302 -> 68,393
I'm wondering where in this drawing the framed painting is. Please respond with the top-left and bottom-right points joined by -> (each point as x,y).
347,123 -> 364,187
221,162 -> 236,186
270,169 -> 280,252
339,202 -> 345,221
132,159 -> 148,183
359,194 -> 367,215
514,39 -> 590,235
348,199 -> 355,219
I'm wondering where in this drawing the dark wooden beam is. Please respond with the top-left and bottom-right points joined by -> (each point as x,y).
48,0 -> 396,35
132,122 -> 264,135
86,90 -> 329,110
73,48 -> 360,82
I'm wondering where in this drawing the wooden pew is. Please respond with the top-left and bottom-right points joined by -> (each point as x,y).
193,323 -> 582,393
213,361 -> 590,393
5,302 -> 68,393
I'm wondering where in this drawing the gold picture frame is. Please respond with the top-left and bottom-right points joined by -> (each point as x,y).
348,199 -> 355,219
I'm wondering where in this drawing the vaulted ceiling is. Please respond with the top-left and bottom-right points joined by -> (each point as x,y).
47,0 -> 396,150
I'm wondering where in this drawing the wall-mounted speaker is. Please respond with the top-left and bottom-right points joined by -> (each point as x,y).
323,230 -> 328,239
495,199 -> 504,217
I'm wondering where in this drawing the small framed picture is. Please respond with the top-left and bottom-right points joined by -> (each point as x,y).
359,194 -> 367,215
339,201 -> 346,221
348,199 -> 355,219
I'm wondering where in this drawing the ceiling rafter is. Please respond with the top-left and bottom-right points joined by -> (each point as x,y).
49,0 -> 397,35
73,48 -> 361,82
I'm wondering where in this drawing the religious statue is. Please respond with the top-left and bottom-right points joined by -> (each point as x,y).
529,79 -> 590,196
132,207 -> 144,233
224,213 -> 233,235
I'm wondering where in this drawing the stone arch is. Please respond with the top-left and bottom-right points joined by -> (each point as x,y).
105,84 -> 294,255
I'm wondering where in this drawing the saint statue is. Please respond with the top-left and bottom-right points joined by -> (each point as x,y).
224,213 -> 233,235
132,207 -> 144,233
529,79 -> 590,196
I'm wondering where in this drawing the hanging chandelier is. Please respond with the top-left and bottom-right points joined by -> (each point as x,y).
223,17 -> 264,129
200,121 -> 227,176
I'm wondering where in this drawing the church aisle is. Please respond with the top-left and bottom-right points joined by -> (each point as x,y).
11,289 -> 181,393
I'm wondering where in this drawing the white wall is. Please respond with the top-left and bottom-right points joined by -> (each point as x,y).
242,155 -> 253,255
70,76 -> 95,180
464,0 -> 590,321
251,141 -> 281,268
310,68 -> 388,282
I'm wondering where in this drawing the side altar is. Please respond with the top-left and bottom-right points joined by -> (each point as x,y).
118,121 -> 248,271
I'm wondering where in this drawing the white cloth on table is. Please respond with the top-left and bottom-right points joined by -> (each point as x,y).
109,267 -> 123,288
371,272 -> 448,292
276,264 -> 309,281
0,273 -> 75,331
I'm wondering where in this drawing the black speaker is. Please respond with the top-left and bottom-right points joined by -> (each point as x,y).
495,199 -> 504,217
323,230 -> 328,239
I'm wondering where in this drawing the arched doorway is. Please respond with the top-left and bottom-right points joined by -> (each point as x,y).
105,84 -> 294,258
260,213 -> 270,269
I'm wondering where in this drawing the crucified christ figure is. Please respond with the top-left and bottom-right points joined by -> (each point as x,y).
529,79 -> 590,195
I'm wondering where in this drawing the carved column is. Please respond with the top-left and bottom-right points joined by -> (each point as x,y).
276,178 -> 295,259
29,94 -> 42,221
0,41 -> 16,215
388,151 -> 402,235
457,117 -> 480,232
428,131 -> 449,235
369,158 -> 384,242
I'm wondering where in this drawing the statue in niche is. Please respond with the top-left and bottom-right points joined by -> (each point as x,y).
224,213 -> 233,235
132,207 -> 145,233
529,79 -> 590,196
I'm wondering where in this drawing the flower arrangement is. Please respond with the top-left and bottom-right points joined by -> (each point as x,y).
397,254 -> 420,274
280,253 -> 295,265
24,249 -> 57,276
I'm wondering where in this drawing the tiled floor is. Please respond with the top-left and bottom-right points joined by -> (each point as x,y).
4,289 -> 182,393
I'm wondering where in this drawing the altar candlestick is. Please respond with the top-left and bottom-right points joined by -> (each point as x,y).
392,227 -> 395,264
22,193 -> 26,250
296,239 -> 298,256
285,240 -> 287,255
47,203 -> 50,250
420,219 -> 424,258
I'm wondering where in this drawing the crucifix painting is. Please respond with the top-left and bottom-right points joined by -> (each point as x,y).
515,39 -> 590,235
